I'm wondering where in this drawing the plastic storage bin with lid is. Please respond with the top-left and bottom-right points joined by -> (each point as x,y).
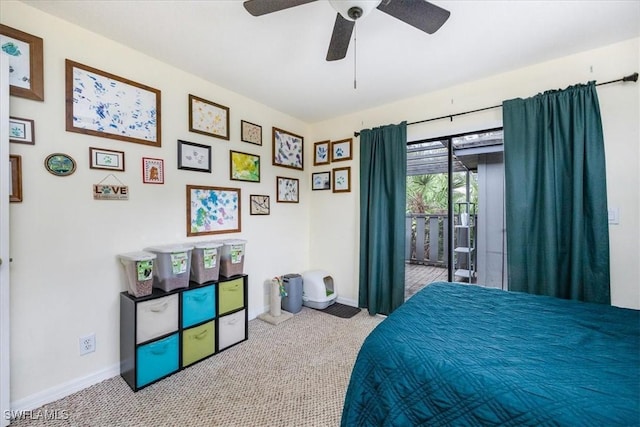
118,251 -> 156,297
190,241 -> 223,284
219,239 -> 247,278
144,244 -> 194,291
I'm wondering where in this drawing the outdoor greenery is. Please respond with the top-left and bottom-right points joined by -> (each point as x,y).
406,172 -> 477,214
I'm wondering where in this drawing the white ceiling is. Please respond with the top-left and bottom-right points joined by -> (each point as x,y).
23,0 -> 640,123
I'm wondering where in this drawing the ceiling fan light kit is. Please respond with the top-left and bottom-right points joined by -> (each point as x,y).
328,0 -> 382,21
243,0 -> 450,61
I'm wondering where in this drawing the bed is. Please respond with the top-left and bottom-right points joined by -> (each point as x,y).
341,282 -> 640,426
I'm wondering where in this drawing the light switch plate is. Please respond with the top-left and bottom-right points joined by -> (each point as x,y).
608,207 -> 619,225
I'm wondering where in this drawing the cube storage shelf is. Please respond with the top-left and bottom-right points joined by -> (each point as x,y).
120,274 -> 248,391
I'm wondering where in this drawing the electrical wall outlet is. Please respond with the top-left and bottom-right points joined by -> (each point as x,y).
79,333 -> 96,355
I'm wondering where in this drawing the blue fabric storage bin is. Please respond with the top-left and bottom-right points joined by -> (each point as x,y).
136,333 -> 179,388
182,285 -> 216,328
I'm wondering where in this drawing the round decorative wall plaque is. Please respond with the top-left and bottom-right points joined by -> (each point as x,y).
44,153 -> 76,176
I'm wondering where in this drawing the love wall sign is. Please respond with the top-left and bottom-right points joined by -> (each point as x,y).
93,174 -> 129,200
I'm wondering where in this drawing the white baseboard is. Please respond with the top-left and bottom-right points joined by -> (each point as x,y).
250,296 -> 359,320
336,296 -> 358,307
248,305 -> 266,321
11,363 -> 119,413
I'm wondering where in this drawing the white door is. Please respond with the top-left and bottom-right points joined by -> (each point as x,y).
1,52 -> 11,427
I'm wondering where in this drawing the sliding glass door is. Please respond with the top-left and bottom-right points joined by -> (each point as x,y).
405,128 -> 506,291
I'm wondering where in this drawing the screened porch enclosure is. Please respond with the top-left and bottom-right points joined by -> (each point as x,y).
405,129 -> 507,295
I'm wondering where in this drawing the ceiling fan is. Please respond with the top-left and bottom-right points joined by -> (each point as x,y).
243,0 -> 451,61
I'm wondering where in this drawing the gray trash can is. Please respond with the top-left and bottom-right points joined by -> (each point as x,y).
281,274 -> 303,314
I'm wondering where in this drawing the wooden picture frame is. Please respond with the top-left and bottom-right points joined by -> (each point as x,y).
89,147 -> 125,171
0,24 -> 44,101
9,155 -> 22,202
272,127 -> 304,170
333,167 -> 351,193
276,176 -> 299,203
189,94 -> 230,140
178,140 -> 212,173
9,117 -> 35,145
241,120 -> 262,145
331,138 -> 353,162
142,157 -> 164,184
312,171 -> 331,191
65,59 -> 161,147
187,185 -> 241,236
314,140 -> 330,166
250,194 -> 270,215
230,150 -> 260,182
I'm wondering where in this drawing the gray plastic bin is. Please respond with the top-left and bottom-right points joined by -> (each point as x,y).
281,274 -> 303,314
144,244 -> 194,292
190,241 -> 223,284
118,251 -> 156,297
219,239 -> 247,278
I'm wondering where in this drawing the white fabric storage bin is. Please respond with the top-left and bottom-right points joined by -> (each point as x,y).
218,309 -> 246,350
136,294 -> 179,344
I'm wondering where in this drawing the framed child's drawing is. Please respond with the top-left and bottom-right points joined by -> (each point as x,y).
187,185 -> 241,236
65,59 -> 161,146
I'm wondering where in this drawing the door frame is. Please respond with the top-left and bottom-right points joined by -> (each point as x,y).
1,52 -> 12,427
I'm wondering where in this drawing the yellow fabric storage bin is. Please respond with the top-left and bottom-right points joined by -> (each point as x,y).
182,320 -> 215,367
218,277 -> 244,315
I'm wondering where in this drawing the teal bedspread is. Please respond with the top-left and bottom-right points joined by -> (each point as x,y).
341,282 -> 640,426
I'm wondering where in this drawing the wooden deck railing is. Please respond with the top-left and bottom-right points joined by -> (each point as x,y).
405,214 -> 449,266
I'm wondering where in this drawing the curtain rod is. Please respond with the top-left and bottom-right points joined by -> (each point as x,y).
353,72 -> 638,137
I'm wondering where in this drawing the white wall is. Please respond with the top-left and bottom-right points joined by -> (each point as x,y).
2,1 -> 311,405
308,38 -> 640,310
3,0 -> 639,411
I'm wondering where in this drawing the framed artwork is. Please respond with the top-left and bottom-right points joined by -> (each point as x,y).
312,171 -> 331,191
230,150 -> 260,182
44,153 -> 76,177
9,117 -> 35,145
65,60 -> 161,146
9,155 -> 22,203
186,185 -> 241,236
178,140 -> 212,173
276,176 -> 299,203
0,24 -> 44,101
313,140 -> 330,166
189,94 -> 230,140
142,157 -> 164,184
333,167 -> 351,193
272,127 -> 304,170
241,120 -> 262,145
331,138 -> 353,162
89,147 -> 125,171
250,194 -> 270,215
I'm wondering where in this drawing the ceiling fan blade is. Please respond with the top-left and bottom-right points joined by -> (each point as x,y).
377,0 -> 450,34
243,0 -> 317,16
326,13 -> 355,61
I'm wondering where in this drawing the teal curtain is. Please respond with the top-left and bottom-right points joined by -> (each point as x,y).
359,122 -> 407,315
503,82 -> 610,304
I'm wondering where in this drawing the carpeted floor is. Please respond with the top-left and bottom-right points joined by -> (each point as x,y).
9,307 -> 384,427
